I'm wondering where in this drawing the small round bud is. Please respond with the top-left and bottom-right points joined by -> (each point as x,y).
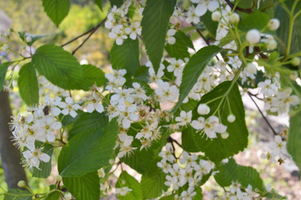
197,104 -> 210,115
229,13 -> 240,24
211,11 -> 221,21
26,36 -> 32,43
246,29 -> 261,44
289,71 -> 298,80
56,175 -> 62,182
109,159 -> 115,165
268,18 -> 280,31
21,28 -> 26,33
64,193 -> 72,200
246,63 -> 257,74
18,180 -> 26,188
227,114 -> 236,123
221,132 -> 229,139
121,180 -> 126,185
267,39 -> 277,50
291,57 -> 300,66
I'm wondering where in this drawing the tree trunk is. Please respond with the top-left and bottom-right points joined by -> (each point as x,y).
0,91 -> 27,189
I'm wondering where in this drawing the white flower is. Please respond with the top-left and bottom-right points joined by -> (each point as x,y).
124,22 -> 141,40
155,80 -> 179,102
36,116 -> 62,142
211,11 -> 221,21
116,187 -> 132,196
86,92 -> 104,113
179,151 -> 197,168
23,147 -> 50,169
166,29 -> 176,45
97,168 -> 105,178
270,135 -> 287,154
195,0 -> 219,17
175,111 -> 192,126
119,104 -> 138,129
258,79 -> 278,96
110,88 -> 134,111
167,58 -> 185,77
191,116 -> 227,139
186,6 -> 200,24
246,63 -> 257,74
59,97 -> 81,118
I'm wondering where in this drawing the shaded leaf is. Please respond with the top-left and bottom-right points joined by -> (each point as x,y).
81,64 -> 106,90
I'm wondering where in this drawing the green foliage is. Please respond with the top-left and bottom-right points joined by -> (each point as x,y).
32,142 -> 54,178
110,38 -> 139,80
4,189 -> 32,200
0,62 -> 12,91
44,185 -> 60,200
115,171 -> 143,200
18,32 -> 49,46
173,45 -> 222,112
94,0 -> 103,10
109,0 -> 124,8
201,10 -> 218,37
63,171 -> 100,200
32,44 -> 84,90
18,62 -> 39,106
58,118 -> 118,177
141,0 -> 177,73
81,64 -> 106,90
238,12 -> 270,32
42,0 -> 70,27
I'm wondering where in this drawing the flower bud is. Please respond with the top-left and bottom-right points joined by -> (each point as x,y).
26,36 -> 32,43
268,19 -> 280,30
221,132 -> 229,139
246,63 -> 257,74
64,193 -> 72,200
56,175 -> 62,182
229,13 -> 240,24
289,71 -> 298,80
291,57 -> 300,66
246,29 -> 261,44
197,104 -> 210,115
211,11 -> 221,21
227,114 -> 236,123
267,39 -> 277,50
18,180 -> 26,188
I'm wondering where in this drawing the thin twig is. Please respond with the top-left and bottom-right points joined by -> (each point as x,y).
225,0 -> 253,14
247,91 -> 278,136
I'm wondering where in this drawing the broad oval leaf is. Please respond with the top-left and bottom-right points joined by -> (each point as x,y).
32,44 -> 84,90
238,12 -> 270,32
110,38 -> 139,80
115,171 -> 143,200
42,0 -> 70,27
0,62 -> 12,91
172,45 -> 222,112
18,62 -> 39,106
141,0 -> 177,73
165,30 -> 192,60
63,171 -> 100,200
81,64 -> 106,90
58,118 -> 118,177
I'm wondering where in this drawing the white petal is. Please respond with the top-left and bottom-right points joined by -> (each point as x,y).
122,118 -> 131,129
70,111 -> 78,118
86,104 -> 95,113
208,0 -> 219,11
195,3 -> 207,16
51,107 -> 61,116
96,104 -> 104,113
39,153 -> 50,162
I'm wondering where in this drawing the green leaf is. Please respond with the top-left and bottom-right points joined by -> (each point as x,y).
4,189 -> 32,200
287,111 -> 301,172
43,0 -> 70,26
159,194 -> 175,200
58,118 -> 118,177
141,157 -> 168,199
18,62 -> 39,106
32,142 -> 54,178
59,110 -> 84,127
0,62 -> 12,91
182,125 -> 200,153
176,30 -> 194,49
115,171 -> 143,200
238,12 -> 270,32
172,45 -> 221,112
32,44 -> 84,90
94,0 -> 103,10
201,10 -> 218,37
110,38 -> 139,80
42,0 -> 70,27
63,171 -> 100,200
44,185 -> 60,200
81,64 -> 106,90
165,31 -> 192,59
192,82 -> 248,164
141,0 -> 177,73
237,165 -> 265,192
214,158 -> 239,187
275,2 -> 301,55
219,31 -> 246,47
67,112 -> 108,141
109,0 -> 123,8
192,187 -> 203,200
134,66 -> 150,83
18,32 -> 49,46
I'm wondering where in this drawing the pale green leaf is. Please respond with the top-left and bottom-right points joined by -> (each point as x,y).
58,118 -> 118,177
63,171 -> 100,200
18,62 -> 39,106
32,44 -> 84,90
42,0 -> 70,27
141,0 -> 177,73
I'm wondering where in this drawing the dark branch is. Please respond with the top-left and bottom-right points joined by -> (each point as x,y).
247,92 -> 278,136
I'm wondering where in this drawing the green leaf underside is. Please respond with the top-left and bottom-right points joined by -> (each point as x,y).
18,62 -> 39,106
192,82 -> 248,164
63,171 -> 100,200
287,111 -> 301,172
67,112 -> 108,141
0,62 -> 13,91
58,118 -> 118,177
141,0 -> 177,73
115,171 -> 143,200
42,0 -> 70,27
32,44 -> 84,90
18,32 -> 49,46
141,157 -> 168,199
238,12 -> 270,32
110,38 -> 139,80
4,189 -> 32,200
172,45 -> 222,112
81,64 -> 106,90
275,2 -> 301,55
32,142 -> 54,178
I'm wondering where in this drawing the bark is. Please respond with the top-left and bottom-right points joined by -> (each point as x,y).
0,91 -> 27,189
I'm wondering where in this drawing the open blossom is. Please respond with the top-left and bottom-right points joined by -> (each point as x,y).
124,22 -> 141,40
175,111 -> 192,126
155,80 -> 179,102
118,104 -> 138,129
116,187 -> 132,196
194,0 -> 219,17
167,58 -> 185,77
166,29 -> 176,44
86,92 -> 104,113
59,97 -> 81,118
23,147 -> 50,169
191,116 -> 227,139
